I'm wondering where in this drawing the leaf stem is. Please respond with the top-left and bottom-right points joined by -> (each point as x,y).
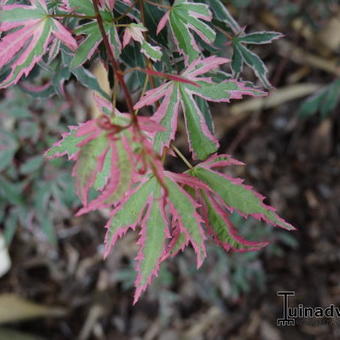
214,25 -> 234,40
49,13 -> 96,19
171,145 -> 193,169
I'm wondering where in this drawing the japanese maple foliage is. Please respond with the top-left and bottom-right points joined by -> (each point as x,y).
0,0 -> 295,303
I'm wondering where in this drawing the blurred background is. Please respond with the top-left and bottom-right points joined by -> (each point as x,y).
0,0 -> 339,339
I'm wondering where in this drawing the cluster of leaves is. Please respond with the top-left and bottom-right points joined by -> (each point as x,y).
115,213 -> 297,310
179,214 -> 297,302
0,0 -> 295,303
0,88 -> 79,245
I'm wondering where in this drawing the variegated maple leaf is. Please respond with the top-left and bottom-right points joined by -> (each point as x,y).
134,56 -> 265,160
0,0 -> 77,88
157,0 -> 216,64
189,154 -> 295,231
45,95 -> 163,209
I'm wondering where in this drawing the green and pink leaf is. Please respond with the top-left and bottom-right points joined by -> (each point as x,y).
202,193 -> 269,252
133,190 -> 169,303
135,57 -> 265,160
0,1 -> 77,88
103,177 -> 157,258
191,161 -> 295,231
